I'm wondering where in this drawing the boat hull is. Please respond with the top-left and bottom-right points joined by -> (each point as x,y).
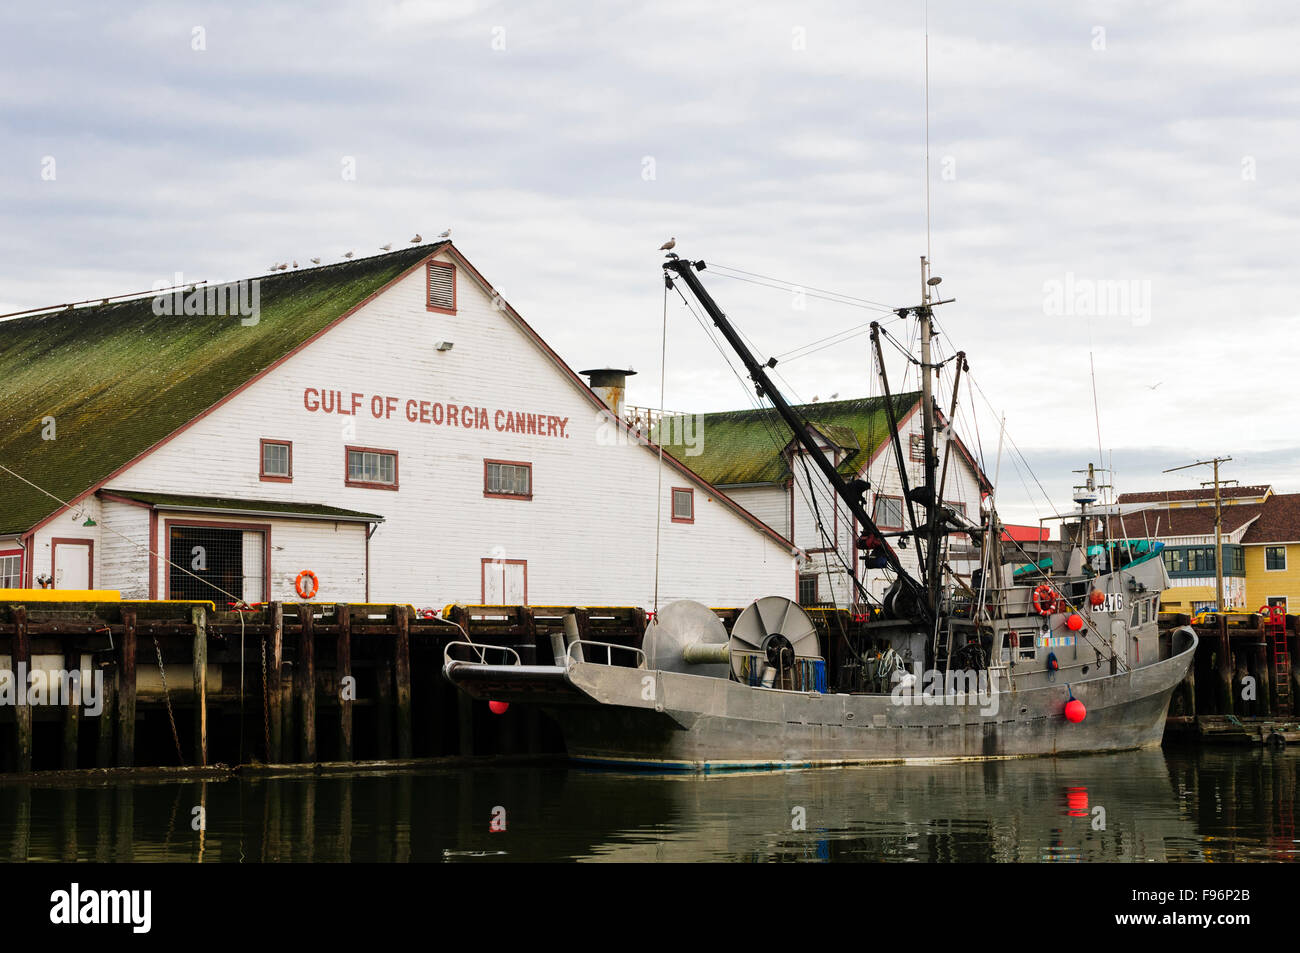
446,628 -> 1197,771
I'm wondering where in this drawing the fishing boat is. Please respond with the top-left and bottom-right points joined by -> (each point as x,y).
443,252 -> 1198,770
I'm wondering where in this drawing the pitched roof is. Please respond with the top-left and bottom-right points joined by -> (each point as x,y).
1105,504 -> 1262,539
656,393 -> 921,486
0,244 -> 445,535
1242,493 -> 1300,544
1117,485 -> 1271,505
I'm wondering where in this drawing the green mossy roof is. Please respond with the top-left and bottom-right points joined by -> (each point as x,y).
0,244 -> 445,535
104,491 -> 383,522
658,392 -> 921,486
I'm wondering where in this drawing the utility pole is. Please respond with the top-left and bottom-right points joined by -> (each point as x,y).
1163,456 -> 1233,612
1164,456 -> 1234,713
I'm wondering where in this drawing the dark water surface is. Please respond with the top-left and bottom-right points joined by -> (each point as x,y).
2,747 -> 1297,862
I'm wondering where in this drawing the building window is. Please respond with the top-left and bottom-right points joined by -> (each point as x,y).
909,433 -> 925,463
1268,596 -> 1288,613
1163,548 -> 1184,574
0,552 -> 20,588
1186,547 -> 1215,574
671,487 -> 694,523
1227,546 -> 1245,574
485,460 -> 532,500
873,494 -> 904,530
260,439 -> 292,482
426,261 -> 456,314
345,446 -> 398,489
798,573 -> 819,606
1266,546 -> 1287,571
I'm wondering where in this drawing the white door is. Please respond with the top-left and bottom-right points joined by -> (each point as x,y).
504,562 -> 526,604
482,559 -> 527,605
54,542 -> 92,589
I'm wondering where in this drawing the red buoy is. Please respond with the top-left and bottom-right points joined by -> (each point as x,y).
488,700 -> 509,715
1065,699 -> 1086,723
1066,613 -> 1083,631
1089,589 -> 1105,607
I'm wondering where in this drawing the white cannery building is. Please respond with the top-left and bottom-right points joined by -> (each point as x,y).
0,242 -> 797,609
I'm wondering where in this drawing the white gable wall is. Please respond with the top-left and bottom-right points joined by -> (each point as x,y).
92,252 -> 793,609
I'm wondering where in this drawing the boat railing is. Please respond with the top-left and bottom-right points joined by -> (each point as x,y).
443,641 -> 522,668
566,639 -> 646,669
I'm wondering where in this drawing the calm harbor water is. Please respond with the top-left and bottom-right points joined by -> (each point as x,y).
2,747 -> 1297,862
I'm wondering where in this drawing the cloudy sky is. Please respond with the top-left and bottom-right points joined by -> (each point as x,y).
2,1 -> 1296,526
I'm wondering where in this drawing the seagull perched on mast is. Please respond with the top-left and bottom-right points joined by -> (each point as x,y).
659,237 -> 676,251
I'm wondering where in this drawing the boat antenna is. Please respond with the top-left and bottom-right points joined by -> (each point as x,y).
924,0 -> 932,263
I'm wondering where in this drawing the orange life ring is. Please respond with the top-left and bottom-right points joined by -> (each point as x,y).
294,570 -> 319,600
1032,584 -> 1059,616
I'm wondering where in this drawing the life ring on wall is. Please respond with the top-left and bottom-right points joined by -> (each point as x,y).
294,570 -> 320,600
1032,584 -> 1059,616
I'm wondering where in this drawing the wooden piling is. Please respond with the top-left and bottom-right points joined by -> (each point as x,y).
1217,619 -> 1233,715
395,605 -> 413,759
13,606 -> 32,774
270,602 -> 283,762
299,605 -> 316,763
376,654 -> 394,759
192,606 -> 208,767
96,662 -> 116,768
336,603 -> 353,761
1254,639 -> 1272,716
62,643 -> 81,770
119,609 -> 137,767
280,669 -> 295,763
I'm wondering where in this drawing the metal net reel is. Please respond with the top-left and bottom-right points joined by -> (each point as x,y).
728,596 -> 822,687
642,600 -> 731,678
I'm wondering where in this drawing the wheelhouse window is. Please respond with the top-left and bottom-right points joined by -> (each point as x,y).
485,460 -> 532,500
0,552 -> 20,588
1266,546 -> 1287,571
345,447 -> 398,489
873,494 -> 904,530
260,439 -> 292,482
909,433 -> 925,463
671,487 -> 694,523
426,261 -> 456,314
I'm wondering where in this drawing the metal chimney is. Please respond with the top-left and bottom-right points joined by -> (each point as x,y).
581,368 -> 636,418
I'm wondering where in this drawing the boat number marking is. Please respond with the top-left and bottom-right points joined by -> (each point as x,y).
1102,593 -> 1124,614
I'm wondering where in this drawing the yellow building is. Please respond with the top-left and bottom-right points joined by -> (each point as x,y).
1242,493 -> 1300,614
1110,485 -> 1298,614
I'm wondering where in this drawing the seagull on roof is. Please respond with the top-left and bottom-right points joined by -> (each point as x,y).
438,229 -> 451,239
342,251 -> 354,259
380,243 -> 392,251
410,234 -> 422,243
292,260 -> 299,269
276,263 -> 288,271
310,257 -> 321,265
659,237 -> 676,251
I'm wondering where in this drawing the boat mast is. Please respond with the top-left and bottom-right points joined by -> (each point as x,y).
662,255 -> 931,621
919,257 -> 940,614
